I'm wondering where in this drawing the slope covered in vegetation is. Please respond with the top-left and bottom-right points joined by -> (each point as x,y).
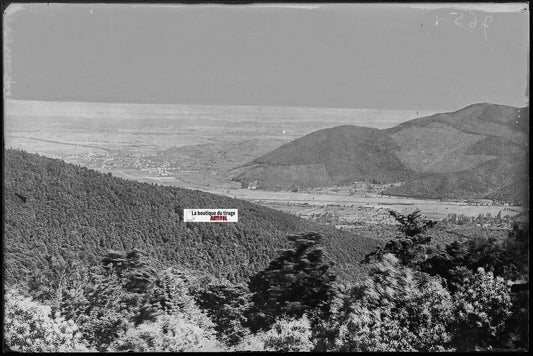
234,103 -> 528,203
5,209 -> 528,352
234,125 -> 413,189
4,149 -> 380,285
384,154 -> 529,205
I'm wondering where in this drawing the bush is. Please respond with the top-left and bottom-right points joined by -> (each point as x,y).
262,317 -> 314,352
110,314 -> 223,352
324,255 -> 454,352
4,289 -> 92,352
451,268 -> 512,351
234,317 -> 313,352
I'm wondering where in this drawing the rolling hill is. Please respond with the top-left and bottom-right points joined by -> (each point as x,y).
232,125 -> 414,190
233,103 -> 528,203
4,149 -> 381,285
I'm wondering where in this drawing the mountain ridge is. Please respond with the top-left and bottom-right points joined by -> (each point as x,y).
233,103 -> 528,203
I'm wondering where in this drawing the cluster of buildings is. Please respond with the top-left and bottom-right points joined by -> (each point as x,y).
67,151 -> 177,177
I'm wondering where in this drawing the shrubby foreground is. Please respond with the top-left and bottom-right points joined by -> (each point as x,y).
5,212 -> 528,352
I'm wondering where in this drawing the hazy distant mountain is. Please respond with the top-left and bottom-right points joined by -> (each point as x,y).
233,103 -> 528,203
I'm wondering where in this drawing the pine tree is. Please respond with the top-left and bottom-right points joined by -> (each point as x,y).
246,232 -> 336,332
363,209 -> 436,265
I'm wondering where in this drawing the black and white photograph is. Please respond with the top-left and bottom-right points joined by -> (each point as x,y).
3,2 -> 529,352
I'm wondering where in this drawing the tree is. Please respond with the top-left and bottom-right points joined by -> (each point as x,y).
502,285 -> 529,351
59,265 -> 132,351
59,249 -> 158,351
194,282 -> 251,346
246,232 -> 336,332
26,254 -> 88,310
101,249 -> 157,295
419,222 -> 529,291
135,267 -> 196,325
363,209 -> 436,265
388,209 -> 437,237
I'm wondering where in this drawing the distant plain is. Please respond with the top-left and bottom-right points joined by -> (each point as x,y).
5,100 -> 523,224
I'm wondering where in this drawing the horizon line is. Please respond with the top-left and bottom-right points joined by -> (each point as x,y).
5,98 -> 526,114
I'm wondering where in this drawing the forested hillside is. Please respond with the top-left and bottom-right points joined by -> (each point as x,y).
4,149 -> 380,285
5,205 -> 528,352
233,103 -> 528,203
233,125 -> 413,189
384,156 -> 529,204
383,104 -> 529,204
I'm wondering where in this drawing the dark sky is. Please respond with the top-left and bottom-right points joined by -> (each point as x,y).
4,3 -> 529,110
